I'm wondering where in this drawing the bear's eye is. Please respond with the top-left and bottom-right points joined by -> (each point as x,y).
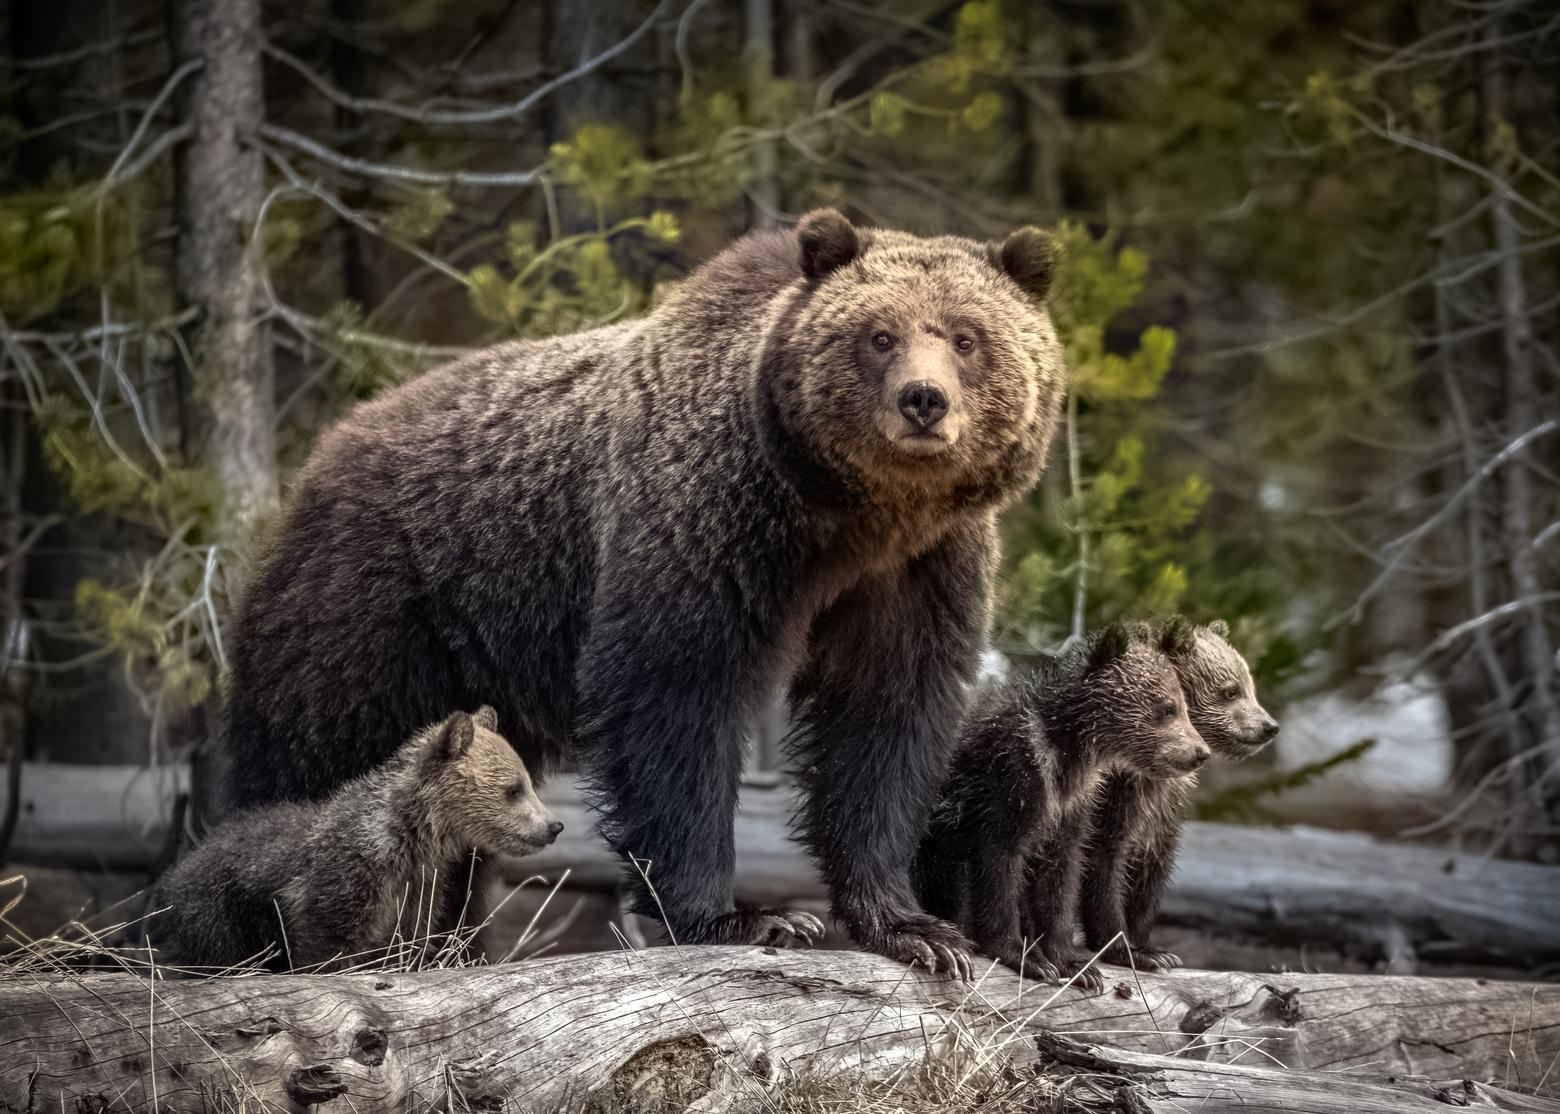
1221,685 -> 1241,702
871,331 -> 895,350
505,782 -> 529,801
1154,702 -> 1177,723
955,334 -> 975,352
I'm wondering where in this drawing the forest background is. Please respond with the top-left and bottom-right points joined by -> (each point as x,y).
0,0 -> 1556,879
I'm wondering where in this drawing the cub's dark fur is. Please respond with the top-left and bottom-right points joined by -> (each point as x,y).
1079,619 -> 1279,969
914,623 -> 1209,989
222,209 -> 1067,969
152,708 -> 560,971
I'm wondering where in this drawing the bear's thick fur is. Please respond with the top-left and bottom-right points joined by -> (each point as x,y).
152,708 -> 560,971
1078,619 -> 1279,970
222,209 -> 1065,967
914,623 -> 1210,989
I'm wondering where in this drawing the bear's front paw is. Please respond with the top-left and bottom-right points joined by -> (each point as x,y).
1043,943 -> 1105,994
691,907 -> 825,947
860,913 -> 975,980
989,940 -> 1060,984
1099,940 -> 1180,973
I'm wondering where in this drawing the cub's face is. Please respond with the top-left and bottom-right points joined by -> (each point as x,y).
1175,624 -> 1279,760
1087,634 -> 1210,779
782,212 -> 1065,493
427,708 -> 563,856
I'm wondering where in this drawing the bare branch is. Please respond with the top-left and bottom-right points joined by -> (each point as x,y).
262,0 -> 671,126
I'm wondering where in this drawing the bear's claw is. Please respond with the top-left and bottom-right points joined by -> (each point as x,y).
992,944 -> 1059,985
1099,942 -> 1180,973
867,914 -> 975,981
692,907 -> 825,947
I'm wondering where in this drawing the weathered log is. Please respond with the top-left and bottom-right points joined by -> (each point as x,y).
1,947 -> 1554,1112
8,761 -> 187,870
14,764 -> 1560,965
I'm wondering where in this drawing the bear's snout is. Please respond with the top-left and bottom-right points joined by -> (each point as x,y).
547,819 -> 565,842
898,381 -> 949,431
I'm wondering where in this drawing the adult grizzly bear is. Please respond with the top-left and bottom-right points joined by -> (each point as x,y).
223,209 -> 1066,970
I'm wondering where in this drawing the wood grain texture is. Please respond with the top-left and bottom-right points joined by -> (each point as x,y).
2,946 -> 1555,1111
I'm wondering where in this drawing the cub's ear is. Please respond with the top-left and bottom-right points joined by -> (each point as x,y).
798,208 -> 861,281
434,712 -> 476,760
472,705 -> 500,732
1087,623 -> 1131,673
1205,619 -> 1231,639
988,226 -> 1060,300
1159,617 -> 1197,657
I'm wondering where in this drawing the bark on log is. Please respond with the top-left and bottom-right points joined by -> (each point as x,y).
12,765 -> 1560,965
1,947 -> 1554,1112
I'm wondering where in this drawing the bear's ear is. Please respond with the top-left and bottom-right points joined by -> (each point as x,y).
1087,622 -> 1131,673
798,208 -> 861,281
1160,617 -> 1196,657
988,226 -> 1060,300
1205,619 -> 1231,639
434,712 -> 476,761
472,705 -> 499,732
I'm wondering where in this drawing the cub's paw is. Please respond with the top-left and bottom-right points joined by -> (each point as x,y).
693,907 -> 825,947
862,913 -> 975,981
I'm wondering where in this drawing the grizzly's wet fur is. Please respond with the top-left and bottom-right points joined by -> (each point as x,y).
1079,619 -> 1279,970
221,209 -> 1066,968
152,708 -> 560,971
913,623 -> 1209,989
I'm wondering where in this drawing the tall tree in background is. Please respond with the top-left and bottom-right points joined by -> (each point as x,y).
175,0 -> 275,534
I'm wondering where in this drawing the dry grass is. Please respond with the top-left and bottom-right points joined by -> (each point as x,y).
0,865 -> 579,979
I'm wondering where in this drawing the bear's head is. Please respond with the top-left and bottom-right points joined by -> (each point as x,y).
1161,618 -> 1279,759
1081,622 -> 1211,779
766,209 -> 1066,507
417,706 -> 563,856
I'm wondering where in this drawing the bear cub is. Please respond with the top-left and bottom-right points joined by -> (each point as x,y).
1079,619 -> 1278,971
151,707 -> 561,972
914,623 -> 1209,990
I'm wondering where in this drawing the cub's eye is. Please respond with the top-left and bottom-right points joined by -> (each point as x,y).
1221,686 -> 1241,702
954,334 -> 975,352
1154,702 -> 1177,722
504,782 -> 529,801
871,331 -> 894,350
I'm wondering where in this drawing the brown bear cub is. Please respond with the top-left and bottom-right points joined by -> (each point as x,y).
1079,619 -> 1278,971
151,708 -> 561,972
914,623 -> 1209,990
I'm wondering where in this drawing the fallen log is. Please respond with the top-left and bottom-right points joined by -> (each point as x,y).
14,764 -> 1560,966
1,947 -> 1554,1112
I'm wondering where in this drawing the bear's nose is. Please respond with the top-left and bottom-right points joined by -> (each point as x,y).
1260,718 -> 1279,741
547,820 -> 565,841
898,381 -> 949,430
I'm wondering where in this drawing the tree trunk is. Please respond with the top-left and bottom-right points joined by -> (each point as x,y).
743,0 -> 778,227
1483,19 -> 1560,839
1,948 -> 1554,1112
174,0 -> 276,535
11,766 -> 1560,967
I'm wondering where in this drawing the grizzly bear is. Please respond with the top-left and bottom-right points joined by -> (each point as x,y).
152,707 -> 561,971
221,210 -> 1066,970
1078,619 -> 1279,970
913,623 -> 1209,990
